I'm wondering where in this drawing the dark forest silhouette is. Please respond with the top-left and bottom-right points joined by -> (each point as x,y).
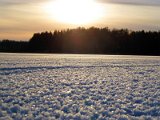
0,27 -> 160,55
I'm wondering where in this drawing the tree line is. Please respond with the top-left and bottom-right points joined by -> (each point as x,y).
0,27 -> 160,55
0,40 -> 28,53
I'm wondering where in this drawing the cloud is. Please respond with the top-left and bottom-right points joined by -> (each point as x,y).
98,0 -> 160,6
1,0 -> 160,6
0,0 -> 50,6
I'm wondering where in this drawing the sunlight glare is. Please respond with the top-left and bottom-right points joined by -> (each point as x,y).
44,0 -> 105,25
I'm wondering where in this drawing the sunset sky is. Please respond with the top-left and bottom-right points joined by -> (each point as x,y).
0,0 -> 160,40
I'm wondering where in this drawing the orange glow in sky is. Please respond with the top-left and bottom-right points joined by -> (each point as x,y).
43,0 -> 106,25
0,0 -> 160,40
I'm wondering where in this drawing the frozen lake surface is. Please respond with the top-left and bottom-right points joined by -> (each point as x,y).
0,53 -> 160,120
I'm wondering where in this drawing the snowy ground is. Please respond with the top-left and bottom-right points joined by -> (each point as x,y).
0,53 -> 160,120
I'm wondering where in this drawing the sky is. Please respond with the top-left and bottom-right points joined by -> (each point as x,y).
0,0 -> 160,40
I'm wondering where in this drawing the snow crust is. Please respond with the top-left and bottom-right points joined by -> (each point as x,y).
0,53 -> 160,119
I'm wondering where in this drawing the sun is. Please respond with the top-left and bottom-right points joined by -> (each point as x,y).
44,0 -> 105,25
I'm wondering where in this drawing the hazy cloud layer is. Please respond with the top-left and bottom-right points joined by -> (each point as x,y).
99,0 -> 160,6
1,0 -> 160,6
0,0 -> 49,6
0,0 -> 160,40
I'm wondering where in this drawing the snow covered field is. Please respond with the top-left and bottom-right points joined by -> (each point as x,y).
0,53 -> 160,120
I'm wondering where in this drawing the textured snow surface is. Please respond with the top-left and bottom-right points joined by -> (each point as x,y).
0,53 -> 160,120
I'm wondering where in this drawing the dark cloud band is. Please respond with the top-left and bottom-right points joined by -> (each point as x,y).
98,0 -> 160,6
